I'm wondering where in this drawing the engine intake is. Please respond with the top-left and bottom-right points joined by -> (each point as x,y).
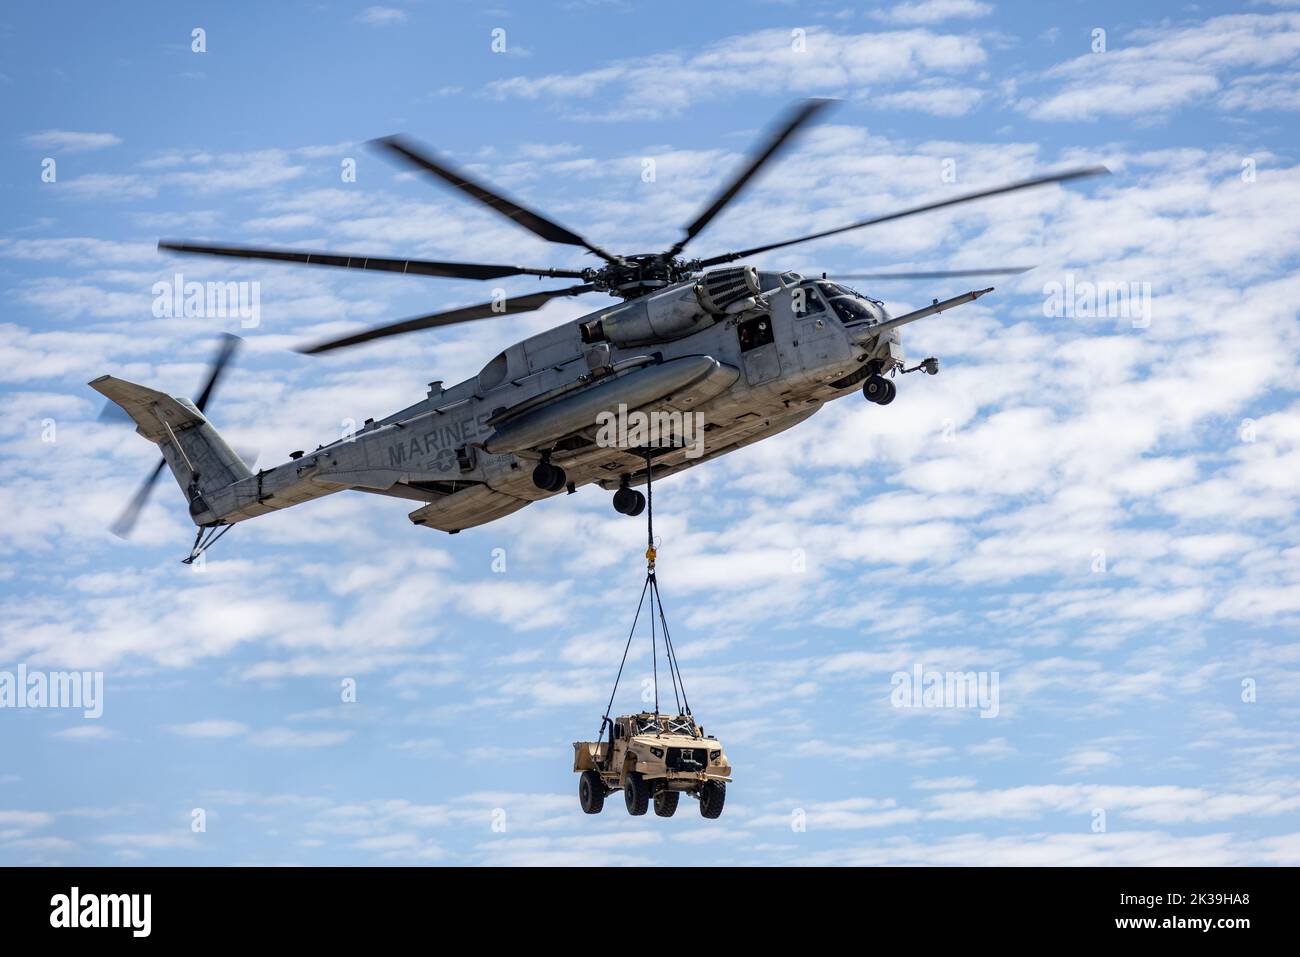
579,267 -> 762,347
695,266 -> 761,315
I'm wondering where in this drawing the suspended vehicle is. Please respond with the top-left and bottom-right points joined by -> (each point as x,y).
572,466 -> 731,819
574,712 -> 731,819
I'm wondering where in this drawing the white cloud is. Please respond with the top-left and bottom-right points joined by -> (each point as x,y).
485,27 -> 988,119
358,6 -> 407,26
21,130 -> 122,152
250,727 -> 354,748
50,725 -> 115,741
872,84 -> 984,116
167,720 -> 250,738
871,0 -> 993,25
1020,13 -> 1300,121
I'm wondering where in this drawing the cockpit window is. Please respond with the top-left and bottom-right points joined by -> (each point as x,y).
828,296 -> 874,324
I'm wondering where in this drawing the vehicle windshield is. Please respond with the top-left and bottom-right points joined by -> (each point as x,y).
635,714 -> 699,737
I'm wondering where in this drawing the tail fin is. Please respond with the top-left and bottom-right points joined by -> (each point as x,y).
89,375 -> 252,524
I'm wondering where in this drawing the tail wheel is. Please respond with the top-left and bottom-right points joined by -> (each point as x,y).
877,379 -> 896,405
624,771 -> 649,816
653,790 -> 680,818
699,780 -> 726,819
579,770 -> 605,814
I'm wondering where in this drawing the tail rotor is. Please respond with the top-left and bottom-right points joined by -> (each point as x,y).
106,334 -> 243,538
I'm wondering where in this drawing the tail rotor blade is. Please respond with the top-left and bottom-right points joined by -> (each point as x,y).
110,458 -> 167,539
193,333 -> 242,413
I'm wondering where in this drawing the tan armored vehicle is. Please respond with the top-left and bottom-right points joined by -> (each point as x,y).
573,712 -> 731,818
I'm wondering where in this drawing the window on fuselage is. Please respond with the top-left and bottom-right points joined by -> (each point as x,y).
737,315 -> 775,352
792,284 -> 827,318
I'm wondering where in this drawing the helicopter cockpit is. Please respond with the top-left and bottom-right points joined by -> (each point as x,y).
789,278 -> 885,326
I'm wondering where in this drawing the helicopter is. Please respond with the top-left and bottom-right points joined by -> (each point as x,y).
91,99 -> 1107,558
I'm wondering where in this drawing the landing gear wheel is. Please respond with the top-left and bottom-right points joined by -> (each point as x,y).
624,771 -> 649,816
613,486 -> 646,516
532,462 -> 567,492
699,780 -> 726,819
579,770 -> 605,815
863,375 -> 894,405
653,790 -> 679,818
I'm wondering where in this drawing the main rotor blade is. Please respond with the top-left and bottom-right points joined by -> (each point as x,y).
193,333 -> 242,413
664,98 -> 834,258
110,458 -> 167,539
697,165 -> 1110,267
372,136 -> 617,264
834,267 -> 1033,280
298,284 -> 597,355
158,241 -> 587,282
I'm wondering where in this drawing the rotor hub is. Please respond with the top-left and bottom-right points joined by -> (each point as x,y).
593,255 -> 695,299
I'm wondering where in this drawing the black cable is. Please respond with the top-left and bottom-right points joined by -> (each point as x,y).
645,447 -> 654,551
656,579 -> 690,716
650,573 -> 660,716
599,574 -> 650,739
653,576 -> 683,715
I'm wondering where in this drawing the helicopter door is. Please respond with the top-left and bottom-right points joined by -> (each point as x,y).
792,285 -> 843,372
736,315 -> 781,385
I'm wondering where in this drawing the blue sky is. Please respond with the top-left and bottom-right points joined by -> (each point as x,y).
2,0 -> 1299,865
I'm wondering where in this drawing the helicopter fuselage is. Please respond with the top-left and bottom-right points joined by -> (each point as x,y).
196,270 -> 905,533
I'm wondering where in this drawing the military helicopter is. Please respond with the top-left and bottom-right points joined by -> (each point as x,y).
92,99 -> 1106,558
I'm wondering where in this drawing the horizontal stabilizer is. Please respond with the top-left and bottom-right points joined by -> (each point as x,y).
89,375 -> 206,443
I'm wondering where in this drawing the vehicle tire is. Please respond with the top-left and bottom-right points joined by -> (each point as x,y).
877,379 -> 896,406
624,771 -> 649,816
626,490 -> 646,517
653,790 -> 679,817
579,770 -> 605,815
862,375 -> 890,404
699,780 -> 726,819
